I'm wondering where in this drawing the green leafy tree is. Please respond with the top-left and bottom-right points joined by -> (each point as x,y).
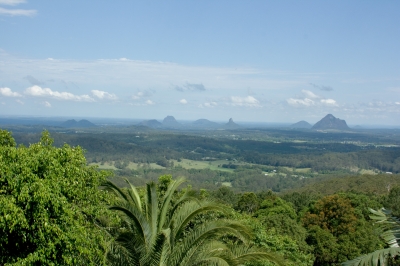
237,192 -> 260,214
254,194 -> 307,247
102,176 -> 284,266
211,186 -> 238,207
303,194 -> 382,265
303,195 -> 358,237
342,208 -> 400,266
234,214 -> 314,266
281,191 -> 321,214
0,130 -> 109,265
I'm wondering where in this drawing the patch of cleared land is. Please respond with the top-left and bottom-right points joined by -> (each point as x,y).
89,161 -> 166,170
171,159 -> 235,172
90,160 -> 316,175
359,169 -> 378,175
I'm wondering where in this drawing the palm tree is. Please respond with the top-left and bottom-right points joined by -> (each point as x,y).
101,177 -> 283,266
342,208 -> 400,266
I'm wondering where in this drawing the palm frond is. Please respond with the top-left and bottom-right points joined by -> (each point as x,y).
125,178 -> 143,212
101,180 -> 129,203
342,247 -> 400,266
158,177 -> 186,231
103,178 -> 282,266
141,232 -> 167,266
342,208 -> 400,266
228,244 -> 286,266
146,182 -> 159,246
171,220 -> 252,265
108,205 -> 148,245
369,208 -> 400,248
106,239 -> 140,266
169,187 -> 200,220
233,252 -> 285,266
187,241 -> 234,266
172,201 -> 228,240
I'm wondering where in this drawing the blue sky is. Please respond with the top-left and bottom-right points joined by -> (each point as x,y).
0,1 -> 399,125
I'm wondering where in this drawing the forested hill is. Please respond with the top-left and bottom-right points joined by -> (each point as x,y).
12,131 -> 400,167
282,174 -> 400,196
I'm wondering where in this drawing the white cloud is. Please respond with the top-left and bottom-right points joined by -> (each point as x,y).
302,90 -> 319,99
91,90 -> 118,100
0,7 -> 36,16
287,98 -> 314,107
0,87 -> 22,97
175,82 -> 206,92
145,100 -> 154,105
230,96 -> 260,107
42,101 -> 51,107
16,99 -> 24,105
320,99 -> 337,106
0,0 -> 36,17
132,90 -> 153,100
395,102 -> 400,105
25,85 -> 94,102
179,99 -> 187,104
204,102 -> 217,107
0,52 -> 307,101
0,0 -> 26,6
288,90 -> 337,108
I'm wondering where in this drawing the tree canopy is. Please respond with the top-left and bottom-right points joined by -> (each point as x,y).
0,130 -> 110,265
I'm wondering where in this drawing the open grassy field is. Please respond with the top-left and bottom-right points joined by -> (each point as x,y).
90,159 -> 237,172
89,161 -> 166,170
359,169 -> 378,175
171,159 -> 235,172
90,160 -> 317,176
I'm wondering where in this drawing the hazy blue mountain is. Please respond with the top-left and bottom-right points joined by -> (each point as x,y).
138,119 -> 163,128
290,120 -> 312,129
162,116 -> 181,128
60,119 -> 97,128
192,119 -> 221,129
312,114 -> 350,130
224,118 -> 241,129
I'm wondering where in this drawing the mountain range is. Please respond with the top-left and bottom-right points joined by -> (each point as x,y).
58,114 -> 349,131
60,119 -> 97,128
137,117 -> 241,130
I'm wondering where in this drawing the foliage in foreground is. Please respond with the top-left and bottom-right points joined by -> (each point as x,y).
102,175 -> 284,266
342,208 -> 400,266
0,130 -> 109,265
302,194 -> 383,265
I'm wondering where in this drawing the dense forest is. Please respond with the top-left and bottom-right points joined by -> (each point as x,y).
1,126 -> 400,265
8,125 -> 400,193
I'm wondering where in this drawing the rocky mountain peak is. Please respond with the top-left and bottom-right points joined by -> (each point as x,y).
312,114 -> 349,130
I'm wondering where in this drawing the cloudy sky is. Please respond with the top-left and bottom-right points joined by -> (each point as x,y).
0,1 -> 399,125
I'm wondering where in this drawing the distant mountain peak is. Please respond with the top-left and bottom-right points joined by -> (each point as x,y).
138,119 -> 162,128
163,115 -> 177,123
225,118 -> 241,129
290,120 -> 312,129
60,119 -> 96,128
162,115 -> 181,128
312,114 -> 349,130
